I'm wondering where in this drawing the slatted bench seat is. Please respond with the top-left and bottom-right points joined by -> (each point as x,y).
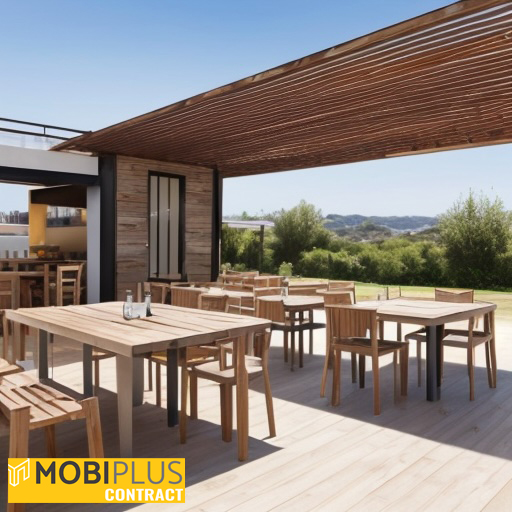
0,372 -> 104,512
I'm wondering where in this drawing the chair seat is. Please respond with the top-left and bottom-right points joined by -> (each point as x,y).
191,355 -> 263,383
0,358 -> 22,377
0,372 -> 84,429
442,329 -> 492,348
334,337 -> 407,356
151,345 -> 218,366
404,328 -> 427,343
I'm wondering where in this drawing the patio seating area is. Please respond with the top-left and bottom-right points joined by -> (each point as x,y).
1,307 -> 512,511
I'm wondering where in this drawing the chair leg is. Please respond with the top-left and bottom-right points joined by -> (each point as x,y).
156,363 -> 161,407
81,397 -> 104,457
320,349 -> 330,398
179,367 -> 189,444
189,373 -> 198,419
2,315 -> 9,361
332,349 -> 341,406
400,344 -> 409,396
372,355 -> 381,415
358,355 -> 365,388
393,352 -> 399,403
219,383 -> 232,442
351,353 -> 358,384
262,363 -> 276,437
148,358 -> 153,391
8,406 -> 30,512
485,341 -> 493,388
309,327 -> 313,355
468,345 -> 475,401
490,311 -> 497,388
45,425 -> 57,457
94,359 -> 100,396
416,340 -> 422,387
283,331 -> 288,363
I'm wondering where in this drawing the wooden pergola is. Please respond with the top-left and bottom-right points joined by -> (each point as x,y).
55,0 -> 512,177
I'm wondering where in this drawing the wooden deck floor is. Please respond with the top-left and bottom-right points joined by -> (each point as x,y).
1,312 -> 512,511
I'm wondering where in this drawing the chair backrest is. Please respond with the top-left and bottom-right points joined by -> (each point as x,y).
254,287 -> 283,298
56,264 -> 84,306
255,297 -> 285,323
327,280 -> 356,303
138,281 -> 170,303
253,276 -> 284,289
325,305 -> 378,351
435,288 -> 474,303
323,291 -> 353,306
171,287 -> 203,308
0,274 -> 17,310
199,294 -> 228,312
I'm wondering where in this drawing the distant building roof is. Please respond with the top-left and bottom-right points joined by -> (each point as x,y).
222,220 -> 274,229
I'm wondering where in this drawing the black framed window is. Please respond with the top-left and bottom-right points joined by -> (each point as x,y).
148,172 -> 184,280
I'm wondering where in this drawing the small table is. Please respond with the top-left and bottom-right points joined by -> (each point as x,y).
348,299 -> 497,401
6,302 -> 271,460
257,295 -> 325,370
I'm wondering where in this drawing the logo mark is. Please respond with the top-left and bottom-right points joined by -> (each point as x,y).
8,459 -> 30,487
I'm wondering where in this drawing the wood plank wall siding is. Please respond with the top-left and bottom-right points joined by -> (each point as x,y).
116,155 -> 214,299
54,1 -> 512,177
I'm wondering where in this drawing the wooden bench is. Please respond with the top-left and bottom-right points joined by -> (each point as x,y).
0,372 -> 104,512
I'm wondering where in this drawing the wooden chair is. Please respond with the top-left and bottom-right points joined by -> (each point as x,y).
149,294 -> 226,407
198,294 -> 228,312
0,372 -> 104,512
256,296 -> 314,369
326,305 -> 408,415
405,288 -> 474,386
183,330 -> 275,443
170,286 -> 203,308
320,291 -> 354,398
1,275 -> 19,360
327,280 -> 356,303
0,315 -> 23,377
440,309 -> 496,400
55,263 -> 84,306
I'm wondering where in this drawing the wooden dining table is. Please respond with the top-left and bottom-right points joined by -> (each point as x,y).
346,299 -> 497,401
5,302 -> 271,460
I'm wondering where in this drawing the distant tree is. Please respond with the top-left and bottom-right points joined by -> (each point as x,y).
438,191 -> 512,287
271,200 -> 332,267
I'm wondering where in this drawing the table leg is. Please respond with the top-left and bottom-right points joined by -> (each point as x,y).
236,334 -> 249,461
425,324 -> 443,401
133,357 -> 144,406
38,330 -> 49,379
44,264 -> 50,307
83,344 -> 93,397
167,348 -> 179,427
116,354 -> 134,457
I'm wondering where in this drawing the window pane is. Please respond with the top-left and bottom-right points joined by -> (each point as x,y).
149,173 -> 182,279
169,178 -> 180,274
149,176 -> 158,277
158,178 -> 169,275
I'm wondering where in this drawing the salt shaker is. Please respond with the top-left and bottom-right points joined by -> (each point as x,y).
144,291 -> 152,317
123,290 -> 134,319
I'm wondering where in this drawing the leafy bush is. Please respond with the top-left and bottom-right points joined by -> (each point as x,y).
278,262 -> 293,277
439,191 -> 512,287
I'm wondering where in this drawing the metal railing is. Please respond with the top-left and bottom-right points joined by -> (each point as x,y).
0,117 -> 88,142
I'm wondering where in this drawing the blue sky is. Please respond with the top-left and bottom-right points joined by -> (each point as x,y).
1,0 -> 510,216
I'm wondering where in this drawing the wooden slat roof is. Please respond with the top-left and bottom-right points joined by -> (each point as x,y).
54,0 -> 512,177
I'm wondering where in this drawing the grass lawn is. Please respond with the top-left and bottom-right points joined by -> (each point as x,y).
289,277 -> 512,321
